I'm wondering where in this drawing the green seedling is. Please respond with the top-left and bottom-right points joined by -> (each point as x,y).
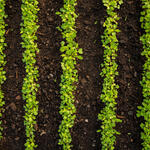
21,0 -> 40,149
98,0 -> 123,149
136,1 -> 150,150
56,0 -> 83,149
0,0 -> 7,139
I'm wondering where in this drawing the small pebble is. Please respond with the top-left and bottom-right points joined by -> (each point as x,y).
92,143 -> 96,147
134,72 -> 137,77
85,119 -> 88,123
40,130 -> 46,136
15,137 -> 20,141
76,100 -> 79,104
87,104 -> 90,108
16,95 -> 21,100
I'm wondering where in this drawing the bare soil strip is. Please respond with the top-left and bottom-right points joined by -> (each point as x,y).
115,1 -> 144,149
0,0 -> 25,149
71,0 -> 105,149
35,0 -> 63,149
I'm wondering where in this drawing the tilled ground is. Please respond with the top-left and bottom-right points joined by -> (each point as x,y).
0,0 -> 143,150
115,1 -> 144,149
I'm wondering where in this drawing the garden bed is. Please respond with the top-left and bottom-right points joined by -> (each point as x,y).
0,0 -> 145,150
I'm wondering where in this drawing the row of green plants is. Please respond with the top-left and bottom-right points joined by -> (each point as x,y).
97,0 -> 123,149
56,0 -> 83,149
137,0 -> 150,150
20,0 -> 40,149
0,0 -> 7,139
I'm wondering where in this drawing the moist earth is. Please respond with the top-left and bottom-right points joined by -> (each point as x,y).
0,0 -> 143,150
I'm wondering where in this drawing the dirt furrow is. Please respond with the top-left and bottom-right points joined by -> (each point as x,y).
71,0 -> 105,149
0,0 -> 25,149
35,0 -> 63,149
115,1 -> 144,149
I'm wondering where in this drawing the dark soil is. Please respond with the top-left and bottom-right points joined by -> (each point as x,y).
71,0 -> 105,150
0,0 -> 144,150
0,0 -> 25,150
115,1 -> 144,150
35,0 -> 63,150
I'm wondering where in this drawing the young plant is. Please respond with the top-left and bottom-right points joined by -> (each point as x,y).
97,0 -> 123,149
0,0 -> 7,139
56,0 -> 83,149
20,0 -> 39,149
136,1 -> 150,150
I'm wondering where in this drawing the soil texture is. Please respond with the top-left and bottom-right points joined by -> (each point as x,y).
115,0 -> 144,149
0,0 -> 144,150
0,0 -> 25,149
